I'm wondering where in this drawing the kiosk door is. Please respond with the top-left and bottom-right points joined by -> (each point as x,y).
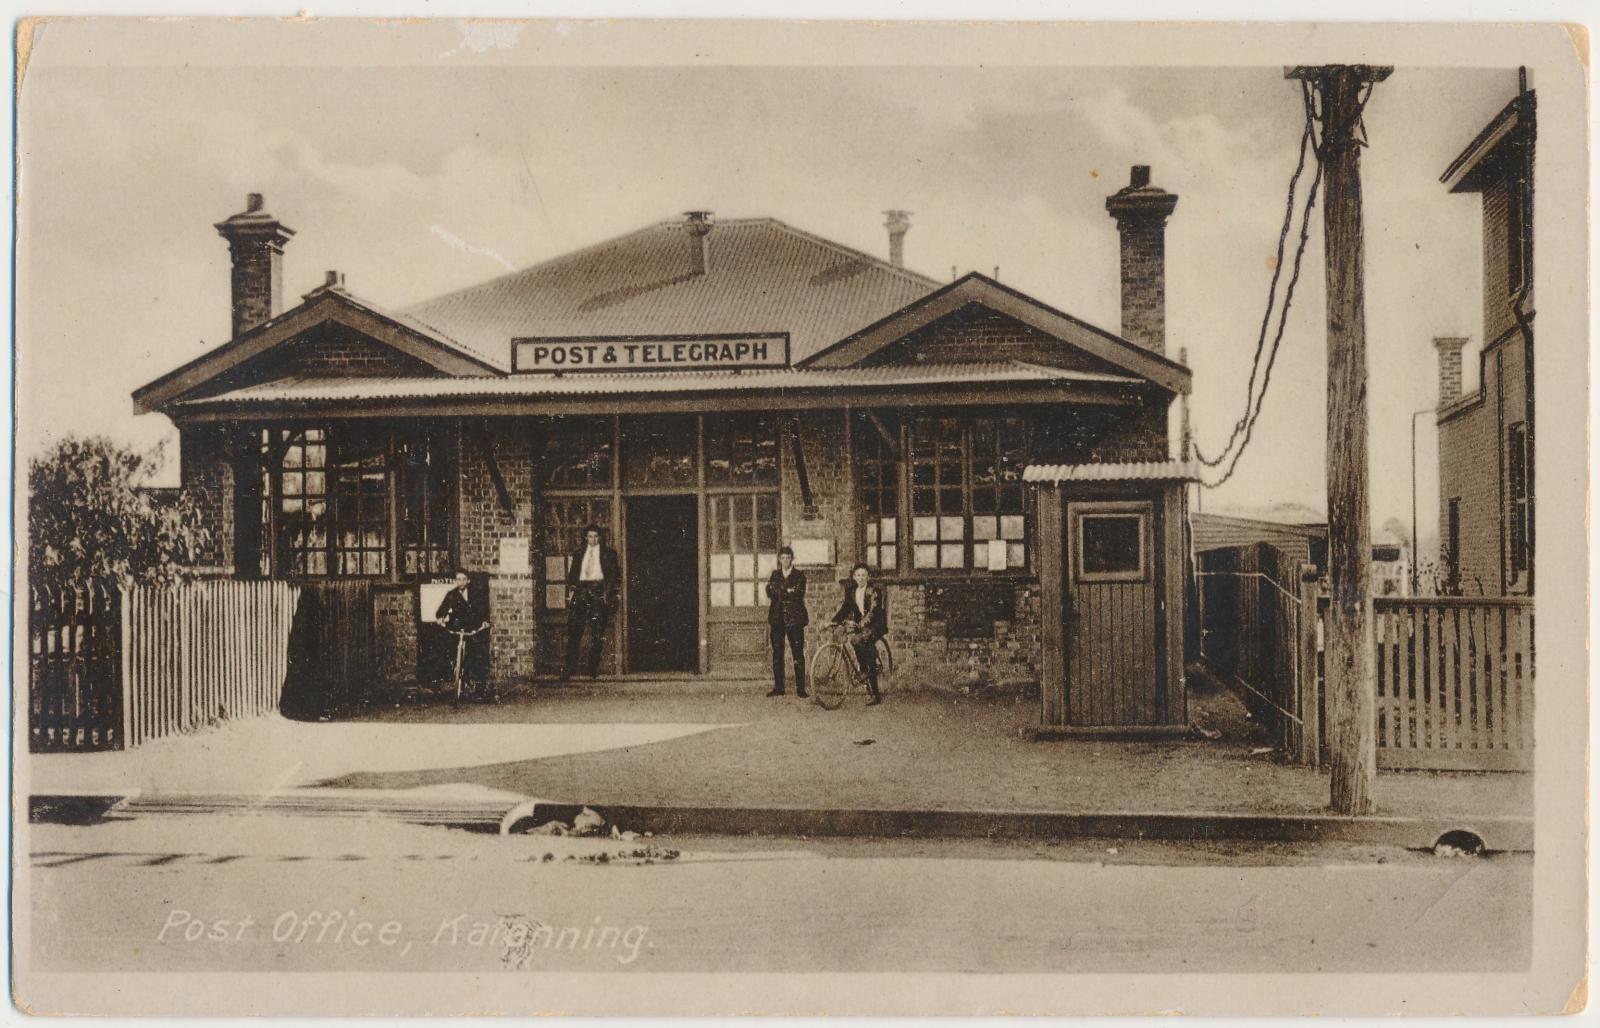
1066,500 -> 1159,725
625,495 -> 699,672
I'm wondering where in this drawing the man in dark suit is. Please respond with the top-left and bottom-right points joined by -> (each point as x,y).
765,545 -> 808,698
833,562 -> 888,705
562,524 -> 620,681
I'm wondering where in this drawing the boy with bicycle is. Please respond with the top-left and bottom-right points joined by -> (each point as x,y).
832,563 -> 888,705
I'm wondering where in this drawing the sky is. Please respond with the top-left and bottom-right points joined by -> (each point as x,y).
17,21 -> 1523,557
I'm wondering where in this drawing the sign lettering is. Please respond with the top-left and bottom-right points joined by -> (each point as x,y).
513,335 -> 790,374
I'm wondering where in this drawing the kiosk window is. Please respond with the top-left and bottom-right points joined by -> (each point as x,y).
1077,513 -> 1146,581
895,413 -> 1029,573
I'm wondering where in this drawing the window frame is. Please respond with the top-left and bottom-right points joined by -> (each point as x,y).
858,409 -> 1032,578
1072,503 -> 1150,585
1507,421 -> 1530,582
254,420 -> 456,582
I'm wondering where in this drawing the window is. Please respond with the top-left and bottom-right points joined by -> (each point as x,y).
856,414 -> 898,570
708,494 -> 779,607
1446,497 -> 1461,592
878,412 -> 1029,574
541,497 -> 611,610
542,416 -> 613,489
623,414 -> 696,488
1076,512 -> 1146,582
705,413 -> 779,488
258,422 -> 453,580
399,424 -> 454,577
1508,422 -> 1530,581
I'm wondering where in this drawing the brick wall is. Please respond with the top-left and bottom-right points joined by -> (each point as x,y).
866,303 -> 1111,372
178,423 -> 235,570
458,421 -> 538,681
373,587 -> 418,684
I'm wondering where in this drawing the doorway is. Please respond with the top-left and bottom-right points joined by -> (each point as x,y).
625,495 -> 699,672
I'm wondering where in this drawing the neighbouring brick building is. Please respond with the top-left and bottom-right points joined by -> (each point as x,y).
135,167 -> 1197,731
1434,83 -> 1535,597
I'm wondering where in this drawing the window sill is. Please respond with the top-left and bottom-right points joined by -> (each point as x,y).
864,572 -> 1039,588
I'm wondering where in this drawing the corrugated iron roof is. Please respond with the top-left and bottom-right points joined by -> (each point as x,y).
402,218 -> 941,369
177,361 -> 1141,408
1023,460 -> 1200,483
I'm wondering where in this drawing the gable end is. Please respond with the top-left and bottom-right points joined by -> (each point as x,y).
862,302 -> 1125,376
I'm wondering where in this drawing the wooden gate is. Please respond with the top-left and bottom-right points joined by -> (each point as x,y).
280,581 -> 377,718
29,583 -> 123,751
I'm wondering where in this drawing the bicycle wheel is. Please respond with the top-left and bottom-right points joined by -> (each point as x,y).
873,637 -> 894,691
810,643 -> 850,710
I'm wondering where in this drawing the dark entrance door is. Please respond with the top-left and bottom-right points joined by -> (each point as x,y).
625,495 -> 699,672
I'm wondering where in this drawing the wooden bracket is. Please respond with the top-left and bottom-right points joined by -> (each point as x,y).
471,418 -> 515,516
790,417 -> 819,519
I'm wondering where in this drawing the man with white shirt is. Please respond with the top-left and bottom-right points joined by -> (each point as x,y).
561,524 -> 620,681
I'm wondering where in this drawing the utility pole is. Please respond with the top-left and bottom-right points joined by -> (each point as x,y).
1288,64 -> 1390,815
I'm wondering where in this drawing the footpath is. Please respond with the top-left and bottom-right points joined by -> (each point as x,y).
28,678 -> 1533,850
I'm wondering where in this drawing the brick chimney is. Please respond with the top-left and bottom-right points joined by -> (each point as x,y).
1105,166 -> 1179,354
684,210 -> 715,276
883,209 -> 912,268
215,193 -> 295,338
1433,336 -> 1469,408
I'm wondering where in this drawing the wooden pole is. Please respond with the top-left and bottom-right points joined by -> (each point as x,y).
1288,64 -> 1390,814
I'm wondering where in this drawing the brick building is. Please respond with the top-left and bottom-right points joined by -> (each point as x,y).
135,167 -> 1196,730
1434,84 -> 1535,597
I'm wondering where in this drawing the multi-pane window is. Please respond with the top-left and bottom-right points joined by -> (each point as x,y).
259,423 -> 452,580
1508,422 -> 1530,582
910,415 -> 967,570
623,414 -> 696,488
709,494 -> 779,607
276,427 -> 330,577
857,414 -> 898,570
331,425 -> 390,577
705,413 -> 779,487
541,497 -> 611,610
971,416 -> 1028,570
542,416 -> 613,489
399,424 -> 454,577
885,412 -> 1029,573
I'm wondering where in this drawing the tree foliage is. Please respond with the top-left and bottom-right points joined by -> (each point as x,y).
29,435 -> 212,592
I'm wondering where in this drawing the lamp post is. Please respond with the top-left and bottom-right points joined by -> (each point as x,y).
1410,406 -> 1434,596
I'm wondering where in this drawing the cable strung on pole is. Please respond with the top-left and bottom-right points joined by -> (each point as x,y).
1198,80 -> 1326,489
1195,81 -> 1316,469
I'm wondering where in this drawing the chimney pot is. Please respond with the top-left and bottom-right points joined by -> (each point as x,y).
1433,336 -> 1469,408
215,192 -> 295,338
326,270 -> 344,288
683,210 -> 714,275
1105,165 -> 1179,354
882,209 -> 912,268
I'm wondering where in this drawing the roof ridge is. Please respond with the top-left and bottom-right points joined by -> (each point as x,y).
402,220 -> 670,314
754,217 -> 942,290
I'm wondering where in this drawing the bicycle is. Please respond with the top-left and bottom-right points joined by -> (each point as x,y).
809,621 -> 893,710
445,623 -> 491,707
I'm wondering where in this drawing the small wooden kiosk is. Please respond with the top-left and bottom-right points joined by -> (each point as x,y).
1027,461 -> 1195,733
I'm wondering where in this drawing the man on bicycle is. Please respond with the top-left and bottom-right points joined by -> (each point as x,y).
832,563 -> 887,705
435,569 -> 490,699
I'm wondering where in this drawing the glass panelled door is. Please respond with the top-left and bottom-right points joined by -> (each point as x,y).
705,414 -> 781,675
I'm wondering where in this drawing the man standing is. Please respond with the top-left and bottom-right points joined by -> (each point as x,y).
562,524 -> 619,681
765,545 -> 808,698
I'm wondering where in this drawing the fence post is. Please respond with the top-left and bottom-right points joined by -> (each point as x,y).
1297,563 -> 1321,767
